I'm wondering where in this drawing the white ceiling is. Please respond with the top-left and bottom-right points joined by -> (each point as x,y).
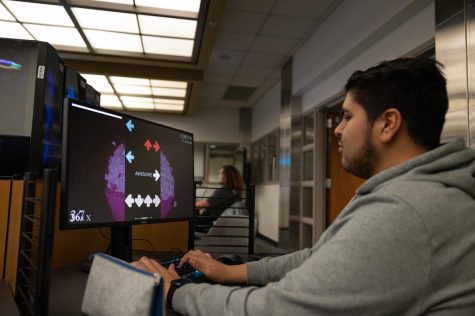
200,0 -> 341,110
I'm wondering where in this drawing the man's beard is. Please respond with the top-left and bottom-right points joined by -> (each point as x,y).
343,132 -> 378,179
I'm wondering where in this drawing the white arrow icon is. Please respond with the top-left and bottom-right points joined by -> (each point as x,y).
135,195 -> 144,207
125,194 -> 134,207
153,170 -> 160,181
153,195 -> 161,207
144,195 -> 152,207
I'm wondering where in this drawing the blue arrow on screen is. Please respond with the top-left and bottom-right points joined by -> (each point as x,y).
126,120 -> 135,132
126,151 -> 134,163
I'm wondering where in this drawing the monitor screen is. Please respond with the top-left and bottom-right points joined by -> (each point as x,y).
60,99 -> 194,229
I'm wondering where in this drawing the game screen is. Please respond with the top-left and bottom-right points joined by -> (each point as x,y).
61,101 -> 194,228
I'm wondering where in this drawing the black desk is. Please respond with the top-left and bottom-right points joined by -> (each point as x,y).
48,251 -> 288,316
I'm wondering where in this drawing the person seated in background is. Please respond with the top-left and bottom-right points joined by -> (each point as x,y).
133,58 -> 475,315
195,165 -> 245,232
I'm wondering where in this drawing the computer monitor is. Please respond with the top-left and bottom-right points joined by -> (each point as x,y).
60,99 -> 194,261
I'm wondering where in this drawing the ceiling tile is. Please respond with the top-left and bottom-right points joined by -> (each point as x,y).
219,10 -> 267,35
135,0 -> 201,13
205,62 -> 239,76
230,76 -> 263,87
235,66 -> 274,78
199,97 -> 221,107
201,83 -> 228,94
260,16 -> 314,39
203,73 -> 233,85
219,100 -> 246,108
214,32 -> 254,51
226,0 -> 275,13
210,49 -> 246,65
272,0 -> 338,19
249,36 -> 300,55
242,52 -> 286,68
269,69 -> 281,80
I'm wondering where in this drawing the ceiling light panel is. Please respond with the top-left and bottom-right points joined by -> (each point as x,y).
3,1 -> 74,26
84,29 -> 143,52
151,79 -> 187,89
152,87 -> 186,97
123,102 -> 154,110
142,36 -> 193,57
72,7 -> 139,33
155,103 -> 184,111
110,76 -> 150,86
114,84 -> 152,95
138,15 -> 197,39
24,24 -> 87,48
100,94 -> 122,108
135,0 -> 201,13
82,74 -> 109,85
0,21 -> 33,40
120,96 -> 154,103
90,0 -> 134,5
0,3 -> 14,21
154,98 -> 184,105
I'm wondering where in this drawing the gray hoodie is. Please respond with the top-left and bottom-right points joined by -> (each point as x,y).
174,138 -> 475,316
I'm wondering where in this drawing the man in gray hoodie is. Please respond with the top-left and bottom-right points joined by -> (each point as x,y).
135,58 -> 475,315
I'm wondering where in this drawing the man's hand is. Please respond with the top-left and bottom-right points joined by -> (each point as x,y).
131,257 -> 179,296
179,250 -> 247,284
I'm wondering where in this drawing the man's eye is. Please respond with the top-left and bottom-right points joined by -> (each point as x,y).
342,114 -> 351,121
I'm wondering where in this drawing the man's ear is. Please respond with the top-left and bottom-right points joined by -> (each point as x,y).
377,108 -> 402,143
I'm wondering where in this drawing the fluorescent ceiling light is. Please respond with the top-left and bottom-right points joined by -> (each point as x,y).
151,79 -> 187,89
3,1 -> 74,26
138,15 -> 197,39
152,87 -> 186,97
142,36 -> 193,57
123,102 -> 154,110
100,94 -> 122,108
24,24 -> 87,48
85,29 -> 142,52
72,7 -> 139,33
0,21 -> 33,40
101,103 -> 123,109
0,3 -> 15,21
82,74 -> 114,93
135,0 -> 201,13
114,84 -> 152,95
154,103 -> 184,111
90,0 -> 134,5
154,98 -> 184,105
82,74 -> 109,85
120,96 -> 154,103
110,76 -> 150,86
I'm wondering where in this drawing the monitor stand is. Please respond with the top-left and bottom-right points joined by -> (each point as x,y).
110,225 -> 132,262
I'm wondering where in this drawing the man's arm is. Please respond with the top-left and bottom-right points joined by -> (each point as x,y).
173,198 -> 430,316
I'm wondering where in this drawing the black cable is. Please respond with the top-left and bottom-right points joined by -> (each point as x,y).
132,238 -> 156,252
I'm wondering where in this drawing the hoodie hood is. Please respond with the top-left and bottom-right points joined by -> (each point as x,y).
357,138 -> 475,199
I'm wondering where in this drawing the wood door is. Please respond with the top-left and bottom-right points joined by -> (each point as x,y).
326,105 -> 365,226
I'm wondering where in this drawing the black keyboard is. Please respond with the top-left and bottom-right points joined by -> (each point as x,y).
159,256 -> 204,280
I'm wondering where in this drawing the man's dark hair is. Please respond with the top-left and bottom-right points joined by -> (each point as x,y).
345,58 -> 448,149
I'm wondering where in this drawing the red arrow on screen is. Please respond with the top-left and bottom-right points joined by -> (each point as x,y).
153,141 -> 160,152
144,139 -> 152,151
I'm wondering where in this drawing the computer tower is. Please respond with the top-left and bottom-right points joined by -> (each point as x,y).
0,37 -> 65,175
64,65 -> 87,102
85,83 -> 101,107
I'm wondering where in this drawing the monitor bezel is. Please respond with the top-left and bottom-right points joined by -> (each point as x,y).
60,98 -> 195,230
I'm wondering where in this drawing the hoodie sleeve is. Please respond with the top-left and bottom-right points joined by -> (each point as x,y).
172,196 -> 431,316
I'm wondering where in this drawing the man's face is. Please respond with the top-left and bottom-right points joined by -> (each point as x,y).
334,91 -> 379,179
